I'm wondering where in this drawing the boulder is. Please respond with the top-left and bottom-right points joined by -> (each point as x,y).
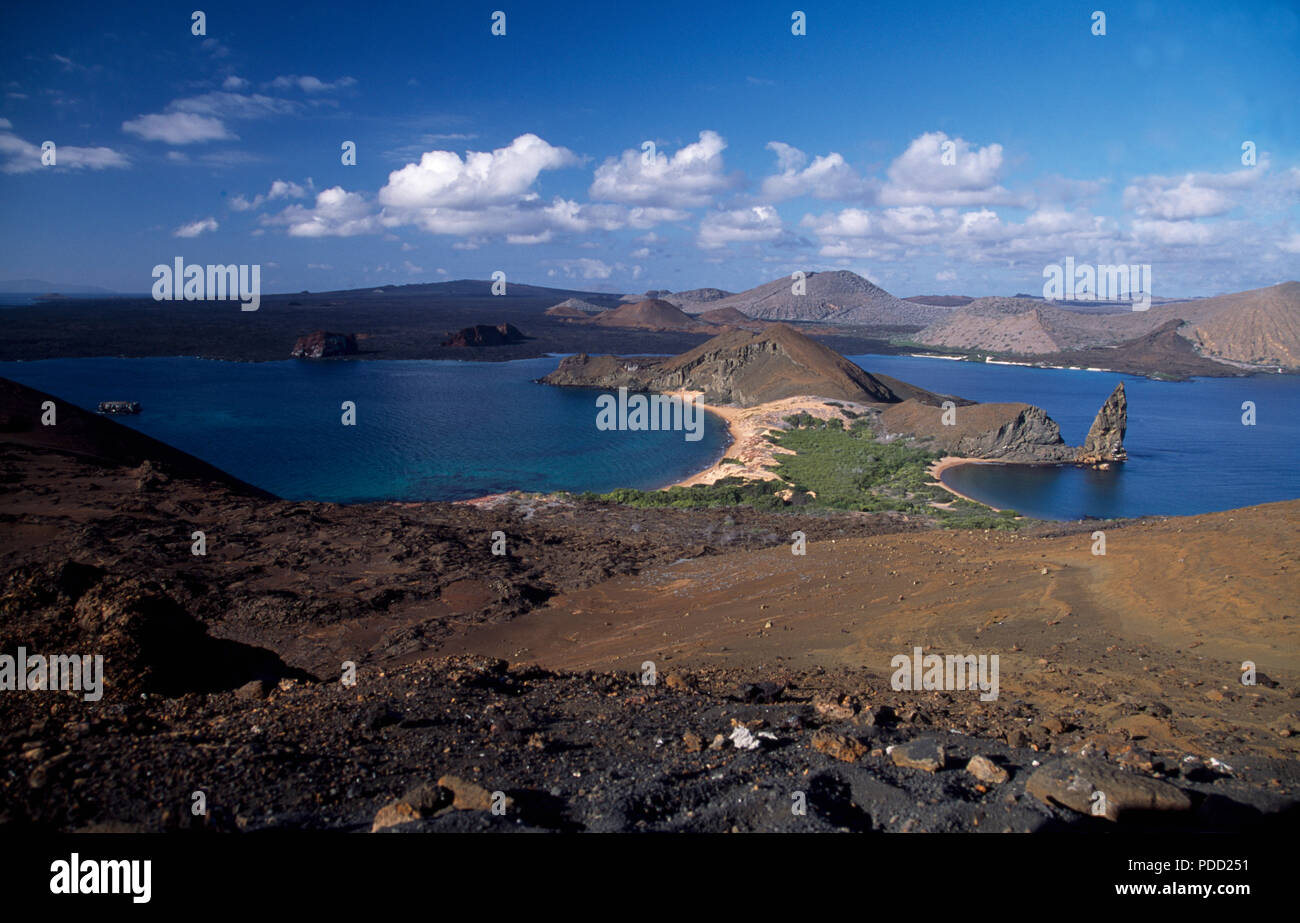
291,331 -> 358,358
1025,758 -> 1191,821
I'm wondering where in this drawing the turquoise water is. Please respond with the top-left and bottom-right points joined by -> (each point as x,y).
847,355 -> 1300,520
0,356 -> 727,502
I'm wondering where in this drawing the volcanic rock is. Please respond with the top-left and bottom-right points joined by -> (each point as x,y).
811,728 -> 868,763
966,755 -> 1010,784
543,324 -> 953,407
890,739 -> 945,772
440,323 -> 527,347
1025,758 -> 1192,821
291,330 -> 358,358
1075,382 -> 1127,466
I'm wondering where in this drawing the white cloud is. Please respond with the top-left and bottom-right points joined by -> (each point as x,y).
590,130 -> 735,208
760,142 -> 875,202
0,125 -> 130,173
698,205 -> 783,249
230,178 -> 312,211
122,112 -> 233,144
880,131 -> 1025,207
380,134 -> 578,211
122,92 -> 298,145
1123,175 -> 1235,219
935,270 -> 957,281
1278,233 -> 1300,254
557,258 -> 613,279
262,186 -> 378,237
222,76 -> 249,91
1131,219 -> 1215,246
267,75 -> 357,93
174,216 -> 218,237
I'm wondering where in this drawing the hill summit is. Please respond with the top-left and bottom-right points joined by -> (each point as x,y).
705,270 -> 952,326
542,323 -> 953,406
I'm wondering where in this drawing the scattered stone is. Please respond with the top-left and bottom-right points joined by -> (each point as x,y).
890,739 -> 945,772
1025,758 -> 1192,822
371,783 -> 452,832
708,733 -> 727,751
739,681 -> 783,703
811,728 -> 867,763
682,731 -> 703,753
235,679 -> 271,701
966,755 -> 1009,784
664,672 -> 691,691
813,693 -> 856,721
437,775 -> 511,812
854,704 -> 894,728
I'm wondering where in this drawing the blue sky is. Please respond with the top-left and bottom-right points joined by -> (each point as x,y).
1,0 -> 1298,297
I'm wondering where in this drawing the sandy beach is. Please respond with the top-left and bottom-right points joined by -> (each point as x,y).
663,392 -> 874,489
927,456 -> 1003,509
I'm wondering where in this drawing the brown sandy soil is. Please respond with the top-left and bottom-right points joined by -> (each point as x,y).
440,502 -> 1300,763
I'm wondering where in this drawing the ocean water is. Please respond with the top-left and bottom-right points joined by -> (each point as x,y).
0,356 -> 727,502
2,354 -> 1296,518
848,354 -> 1300,520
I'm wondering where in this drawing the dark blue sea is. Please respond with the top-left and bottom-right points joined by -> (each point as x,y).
847,354 -> 1300,520
0,356 -> 727,502
0,354 -> 1295,518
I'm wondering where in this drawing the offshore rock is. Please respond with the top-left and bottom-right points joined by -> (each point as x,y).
1075,382 -> 1127,466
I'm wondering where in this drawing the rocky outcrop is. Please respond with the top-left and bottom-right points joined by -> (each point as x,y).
543,324 -> 956,407
441,323 -> 527,347
291,331 -> 358,358
1075,382 -> 1127,466
881,382 -> 1129,466
881,400 -> 1076,463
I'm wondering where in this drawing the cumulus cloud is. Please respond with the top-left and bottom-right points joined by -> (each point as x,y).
230,178 -> 312,211
590,131 -> 735,208
0,125 -> 130,173
262,187 -> 378,237
380,134 -> 578,212
880,131 -> 1025,207
1123,175 -> 1236,219
174,216 -> 218,237
760,142 -> 876,202
698,205 -> 783,249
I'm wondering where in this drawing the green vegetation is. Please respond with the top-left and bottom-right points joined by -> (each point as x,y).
591,413 -> 1028,529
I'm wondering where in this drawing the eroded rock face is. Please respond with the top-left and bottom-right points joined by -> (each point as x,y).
1075,382 -> 1127,466
291,331 -> 358,358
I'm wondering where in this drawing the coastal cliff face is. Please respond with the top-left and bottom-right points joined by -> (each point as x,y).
880,400 -> 1075,462
1075,382 -> 1127,466
291,331 -> 358,358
